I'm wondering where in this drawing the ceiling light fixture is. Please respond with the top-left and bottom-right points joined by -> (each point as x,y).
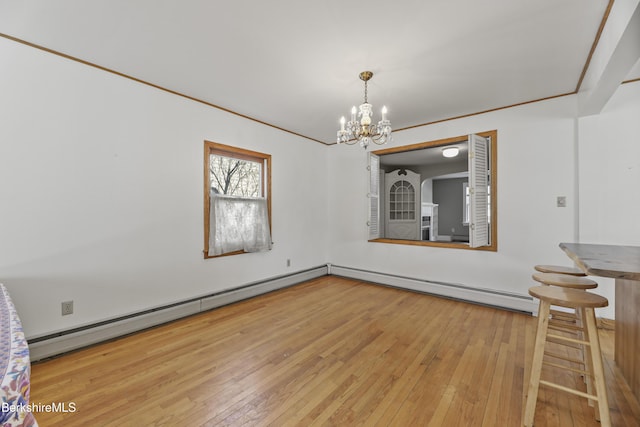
337,71 -> 392,149
442,147 -> 459,158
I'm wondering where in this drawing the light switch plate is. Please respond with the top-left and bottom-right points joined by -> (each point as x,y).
557,196 -> 567,207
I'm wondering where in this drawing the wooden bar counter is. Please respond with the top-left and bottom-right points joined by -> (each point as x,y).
560,242 -> 640,402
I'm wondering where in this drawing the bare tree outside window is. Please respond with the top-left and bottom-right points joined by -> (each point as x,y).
209,155 -> 261,197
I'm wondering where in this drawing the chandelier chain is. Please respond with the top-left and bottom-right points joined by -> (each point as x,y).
364,79 -> 368,104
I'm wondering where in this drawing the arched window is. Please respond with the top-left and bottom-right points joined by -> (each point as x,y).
389,180 -> 416,220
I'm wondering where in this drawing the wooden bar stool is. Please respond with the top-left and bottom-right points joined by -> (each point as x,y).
532,272 -> 597,322
534,264 -> 586,276
532,272 -> 598,386
531,269 -> 592,335
532,272 -> 596,289
524,285 -> 610,427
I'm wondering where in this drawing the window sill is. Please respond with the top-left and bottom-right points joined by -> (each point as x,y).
368,238 -> 497,252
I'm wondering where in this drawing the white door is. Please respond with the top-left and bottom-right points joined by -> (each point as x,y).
385,169 -> 421,239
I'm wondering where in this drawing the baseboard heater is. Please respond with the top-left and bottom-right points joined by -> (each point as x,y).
28,265 -> 328,361
28,264 -> 534,361
329,264 -> 535,314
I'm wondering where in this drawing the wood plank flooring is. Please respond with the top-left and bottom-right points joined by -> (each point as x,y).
29,276 -> 640,426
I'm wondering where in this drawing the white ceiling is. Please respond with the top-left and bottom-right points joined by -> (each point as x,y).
1,0 -> 638,145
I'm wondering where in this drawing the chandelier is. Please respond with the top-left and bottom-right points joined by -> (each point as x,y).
337,71 -> 392,149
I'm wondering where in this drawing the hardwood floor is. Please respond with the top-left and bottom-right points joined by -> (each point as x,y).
29,276 -> 640,426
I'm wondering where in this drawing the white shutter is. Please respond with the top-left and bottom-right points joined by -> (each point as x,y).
468,134 -> 489,248
368,153 -> 381,239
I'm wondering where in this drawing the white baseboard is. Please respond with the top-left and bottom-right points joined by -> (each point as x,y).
330,265 -> 535,313
199,266 -> 328,311
29,265 -> 328,361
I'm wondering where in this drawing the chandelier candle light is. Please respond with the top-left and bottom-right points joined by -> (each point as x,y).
337,71 -> 392,149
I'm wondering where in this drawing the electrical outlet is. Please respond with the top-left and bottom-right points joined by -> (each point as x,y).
61,300 -> 74,316
286,259 -> 291,267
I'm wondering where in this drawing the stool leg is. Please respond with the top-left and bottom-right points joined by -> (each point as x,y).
577,308 -> 588,386
524,300 -> 550,427
584,307 -> 611,427
579,308 -> 596,410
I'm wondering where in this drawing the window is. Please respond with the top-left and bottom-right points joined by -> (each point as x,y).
204,141 -> 272,258
368,130 -> 497,251
389,180 -> 416,220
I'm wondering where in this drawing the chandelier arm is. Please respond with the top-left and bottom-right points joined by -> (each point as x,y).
370,131 -> 387,145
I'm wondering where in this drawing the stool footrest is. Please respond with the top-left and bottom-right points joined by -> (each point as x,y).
547,333 -> 589,346
550,309 -> 578,320
549,319 -> 581,331
548,324 -> 580,335
540,380 -> 598,401
544,350 -> 585,366
546,336 -> 583,350
543,360 -> 590,376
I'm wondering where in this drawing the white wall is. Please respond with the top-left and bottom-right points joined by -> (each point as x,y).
329,82 -> 640,319
578,81 -> 640,245
576,81 -> 640,309
0,37 -> 330,338
328,95 -> 589,312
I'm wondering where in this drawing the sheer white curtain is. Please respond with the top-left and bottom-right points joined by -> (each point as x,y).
209,195 -> 272,256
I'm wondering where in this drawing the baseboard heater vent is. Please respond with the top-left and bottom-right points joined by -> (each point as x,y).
28,265 -> 328,361
330,265 -> 535,313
